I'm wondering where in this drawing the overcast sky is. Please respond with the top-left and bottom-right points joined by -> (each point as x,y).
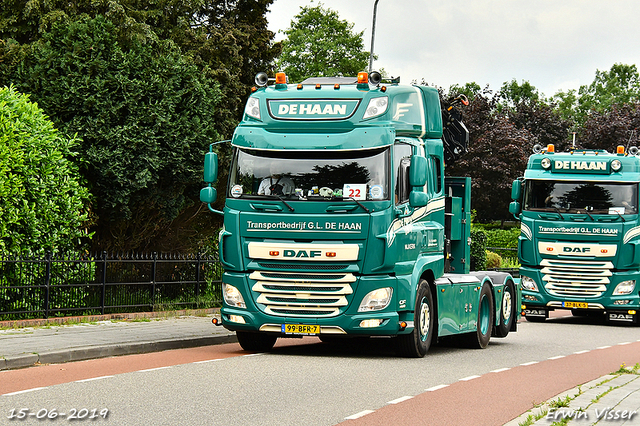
266,0 -> 640,98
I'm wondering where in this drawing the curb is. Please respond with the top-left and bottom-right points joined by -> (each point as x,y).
0,308 -> 220,329
0,333 -> 237,371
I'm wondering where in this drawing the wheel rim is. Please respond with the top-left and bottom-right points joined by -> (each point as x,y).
502,288 -> 513,325
419,297 -> 430,342
479,294 -> 491,335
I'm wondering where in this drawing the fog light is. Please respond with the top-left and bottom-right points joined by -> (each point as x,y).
524,295 -> 538,302
628,310 -> 637,315
359,319 -> 383,328
613,300 -> 631,305
229,315 -> 246,324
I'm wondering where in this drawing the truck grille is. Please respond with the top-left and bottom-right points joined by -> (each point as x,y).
250,271 -> 355,317
541,259 -> 613,298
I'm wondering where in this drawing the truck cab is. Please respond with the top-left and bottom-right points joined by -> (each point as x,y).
202,72 -> 519,356
510,144 -> 640,323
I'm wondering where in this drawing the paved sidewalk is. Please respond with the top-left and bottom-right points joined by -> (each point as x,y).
0,314 -> 235,370
506,372 -> 640,426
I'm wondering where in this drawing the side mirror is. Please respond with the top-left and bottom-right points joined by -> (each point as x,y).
409,191 -> 428,208
509,201 -> 521,216
409,155 -> 428,187
200,186 -> 217,204
204,152 -> 219,183
511,179 -> 522,200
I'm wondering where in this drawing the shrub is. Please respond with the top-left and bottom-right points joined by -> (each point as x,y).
486,251 -> 502,269
470,228 -> 487,270
0,86 -> 90,255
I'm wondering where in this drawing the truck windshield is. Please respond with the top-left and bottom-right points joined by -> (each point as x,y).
228,147 -> 390,201
524,180 -> 638,214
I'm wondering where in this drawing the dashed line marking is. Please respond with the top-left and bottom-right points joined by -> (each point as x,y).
76,375 -> 113,382
426,384 -> 448,392
194,359 -> 225,364
574,350 -> 590,354
491,367 -> 511,373
619,342 -> 632,345
548,355 -> 565,360
460,375 -> 480,381
388,396 -> 413,404
242,353 -> 264,357
520,361 -> 538,366
137,366 -> 172,373
2,387 -> 47,396
344,410 -> 375,420
597,346 -> 612,350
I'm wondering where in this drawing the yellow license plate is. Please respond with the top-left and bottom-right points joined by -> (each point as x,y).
563,301 -> 588,309
281,324 -> 320,335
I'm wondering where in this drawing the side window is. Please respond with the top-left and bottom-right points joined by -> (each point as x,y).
433,156 -> 442,194
394,143 -> 412,204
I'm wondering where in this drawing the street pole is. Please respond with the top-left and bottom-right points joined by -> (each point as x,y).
369,0 -> 380,72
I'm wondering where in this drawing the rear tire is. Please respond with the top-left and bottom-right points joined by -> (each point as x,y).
236,331 -> 277,352
396,279 -> 434,358
494,280 -> 515,337
467,282 -> 494,349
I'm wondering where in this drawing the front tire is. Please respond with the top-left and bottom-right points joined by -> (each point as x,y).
466,282 -> 494,349
396,279 -> 434,358
236,331 -> 277,352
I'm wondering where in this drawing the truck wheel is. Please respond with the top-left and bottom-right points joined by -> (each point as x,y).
494,280 -> 515,337
396,279 -> 434,358
236,331 -> 277,352
467,282 -> 494,349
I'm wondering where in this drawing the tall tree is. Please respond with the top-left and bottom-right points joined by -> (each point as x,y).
0,0 -> 281,251
275,3 -> 370,82
554,63 -> 640,128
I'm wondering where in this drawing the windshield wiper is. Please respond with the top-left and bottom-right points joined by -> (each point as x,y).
264,195 -> 294,212
345,197 -> 371,213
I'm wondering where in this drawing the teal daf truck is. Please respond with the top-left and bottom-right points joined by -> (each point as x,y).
510,144 -> 640,324
201,71 -> 520,357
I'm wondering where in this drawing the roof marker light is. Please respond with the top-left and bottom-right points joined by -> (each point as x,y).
617,145 -> 625,154
357,72 -> 368,84
546,144 -> 555,153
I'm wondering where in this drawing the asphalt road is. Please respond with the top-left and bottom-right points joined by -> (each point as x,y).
2,313 -> 640,425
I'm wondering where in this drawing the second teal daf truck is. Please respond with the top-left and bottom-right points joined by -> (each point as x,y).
201,71 -> 520,357
510,144 -> 640,324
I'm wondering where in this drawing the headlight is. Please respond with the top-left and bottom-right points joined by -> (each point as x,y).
540,158 -> 551,169
358,287 -> 393,312
611,159 -> 622,172
223,283 -> 246,308
613,280 -> 636,295
521,276 -> 538,292
244,97 -> 260,120
363,96 -> 388,119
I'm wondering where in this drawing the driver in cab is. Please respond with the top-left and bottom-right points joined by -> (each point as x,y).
258,163 -> 295,196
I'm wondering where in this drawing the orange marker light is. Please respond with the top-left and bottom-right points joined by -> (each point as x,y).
547,144 -> 555,153
617,145 -> 625,154
269,251 -> 280,256
546,247 -> 554,252
357,72 -> 368,84
334,84 -> 340,90
326,252 -> 337,258
275,72 -> 287,84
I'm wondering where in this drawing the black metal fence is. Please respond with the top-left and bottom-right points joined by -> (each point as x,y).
0,252 -> 224,320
